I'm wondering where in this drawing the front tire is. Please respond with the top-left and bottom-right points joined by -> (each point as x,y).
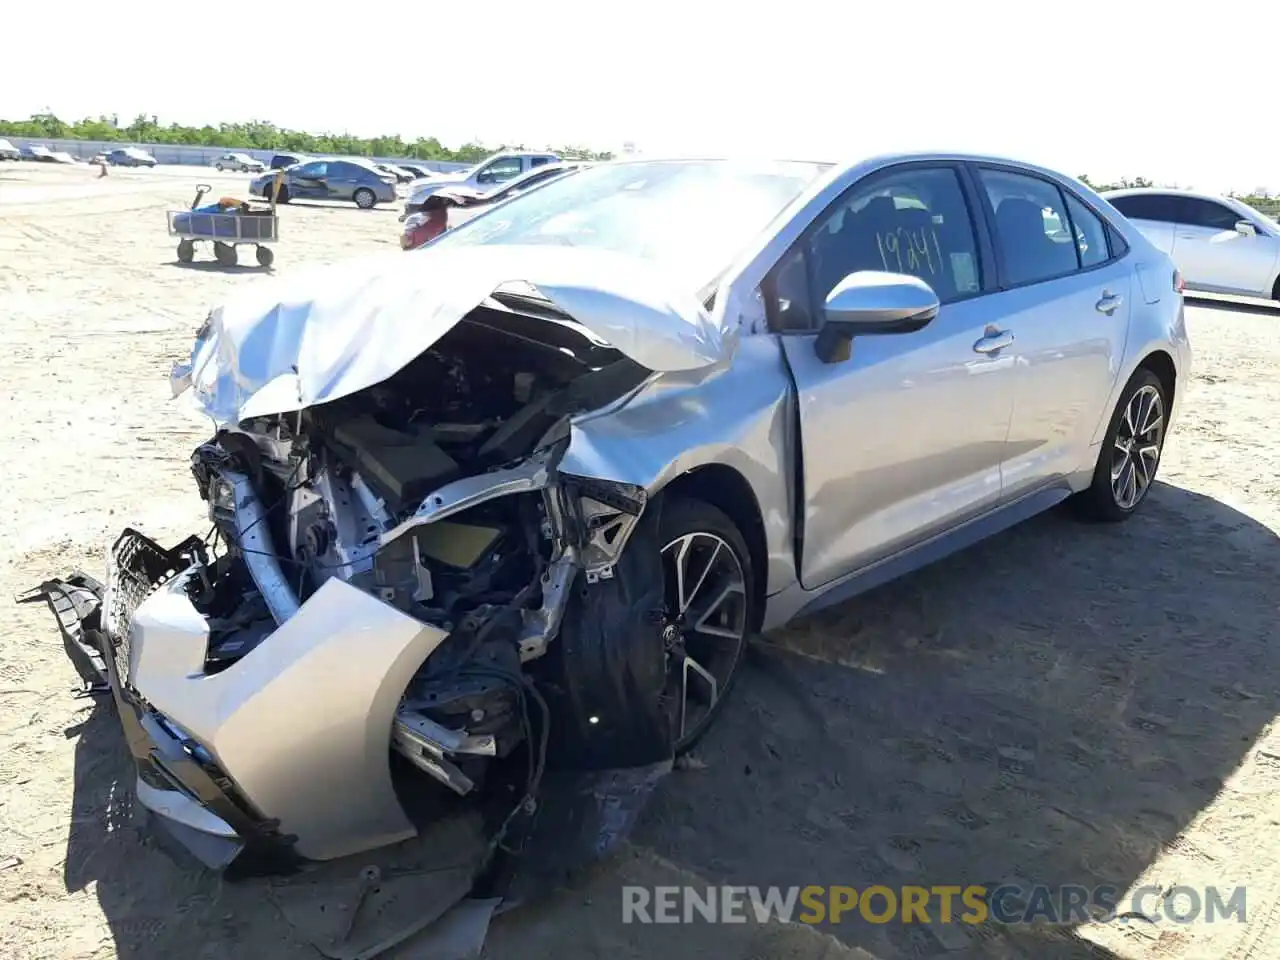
354,187 -> 376,209
658,498 -> 754,754
1071,368 -> 1168,522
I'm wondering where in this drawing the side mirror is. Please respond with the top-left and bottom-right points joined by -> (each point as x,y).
1235,220 -> 1257,236
814,271 -> 940,364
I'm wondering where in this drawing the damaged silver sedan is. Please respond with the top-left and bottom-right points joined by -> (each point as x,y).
37,154 -> 1189,882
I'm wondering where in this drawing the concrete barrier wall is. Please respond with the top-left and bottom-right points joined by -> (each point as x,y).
2,136 -> 471,173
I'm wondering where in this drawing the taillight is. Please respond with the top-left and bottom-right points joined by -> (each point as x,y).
1173,269 -> 1185,294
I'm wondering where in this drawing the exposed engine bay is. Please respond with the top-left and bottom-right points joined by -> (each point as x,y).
180,298 -> 661,809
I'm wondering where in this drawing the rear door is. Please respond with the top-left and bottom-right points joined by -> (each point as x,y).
1107,192 -> 1179,254
974,166 -> 1132,496
1170,196 -> 1277,296
324,161 -> 358,201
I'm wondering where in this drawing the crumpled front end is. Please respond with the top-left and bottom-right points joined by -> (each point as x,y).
37,273 -> 693,879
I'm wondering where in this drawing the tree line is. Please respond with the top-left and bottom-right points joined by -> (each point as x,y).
3,114 -> 1274,212
0,113 -> 614,163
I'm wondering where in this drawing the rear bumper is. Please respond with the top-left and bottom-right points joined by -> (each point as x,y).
54,528 -> 452,874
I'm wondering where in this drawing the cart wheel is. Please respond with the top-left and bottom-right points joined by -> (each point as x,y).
214,242 -> 238,267
256,245 -> 274,268
177,239 -> 195,263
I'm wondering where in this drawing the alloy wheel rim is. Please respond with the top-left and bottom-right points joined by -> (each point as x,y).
659,531 -> 748,749
1111,384 -> 1164,510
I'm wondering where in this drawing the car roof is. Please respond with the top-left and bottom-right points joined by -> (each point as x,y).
1102,186 -> 1234,204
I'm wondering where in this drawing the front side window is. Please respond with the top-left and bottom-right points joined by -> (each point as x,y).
476,157 -> 524,183
978,168 -> 1080,286
1177,197 -> 1242,231
810,166 -> 982,310
295,161 -> 328,178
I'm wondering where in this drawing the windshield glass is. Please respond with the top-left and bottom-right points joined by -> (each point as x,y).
430,159 -> 830,291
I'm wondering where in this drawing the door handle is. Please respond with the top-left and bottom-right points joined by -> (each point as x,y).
972,328 -> 1014,354
1095,291 -> 1123,314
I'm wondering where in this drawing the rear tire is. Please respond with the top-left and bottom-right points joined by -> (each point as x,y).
213,242 -> 238,267
1070,368 -> 1168,522
176,239 -> 194,263
354,187 -> 376,209
215,163 -> 224,172
255,245 -> 274,268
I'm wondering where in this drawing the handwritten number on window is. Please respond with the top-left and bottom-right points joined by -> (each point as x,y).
875,227 -> 944,277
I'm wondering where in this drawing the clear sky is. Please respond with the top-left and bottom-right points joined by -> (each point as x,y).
5,0 -> 1277,193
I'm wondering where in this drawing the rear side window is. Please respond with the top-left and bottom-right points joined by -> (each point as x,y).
531,156 -> 552,167
1109,193 -> 1179,223
1064,194 -> 1110,268
977,168 -> 1079,286
1176,197 -> 1241,231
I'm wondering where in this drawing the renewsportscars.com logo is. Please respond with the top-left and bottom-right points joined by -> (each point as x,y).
622,884 -> 1248,926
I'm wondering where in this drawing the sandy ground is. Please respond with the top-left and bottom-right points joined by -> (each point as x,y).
1,162 -> 1278,960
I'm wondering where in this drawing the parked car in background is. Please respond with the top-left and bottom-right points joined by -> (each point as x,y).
22,144 -> 55,162
405,161 -> 588,220
1103,188 -> 1280,301
107,147 -> 158,168
65,153 -> 1189,878
399,163 -> 433,179
403,150 -> 561,213
215,152 -> 265,173
269,152 -> 311,170
49,151 -> 78,164
375,162 -> 416,184
249,157 -> 398,208
0,138 -> 20,161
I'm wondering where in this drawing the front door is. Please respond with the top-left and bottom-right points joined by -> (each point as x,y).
767,163 -> 1017,589
1172,195 -> 1277,297
290,160 -> 330,200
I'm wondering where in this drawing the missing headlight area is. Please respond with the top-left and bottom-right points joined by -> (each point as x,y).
191,304 -> 658,792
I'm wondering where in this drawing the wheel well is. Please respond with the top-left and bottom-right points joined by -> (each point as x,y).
1138,349 -> 1177,409
660,465 -> 768,632
1272,272 -> 1280,301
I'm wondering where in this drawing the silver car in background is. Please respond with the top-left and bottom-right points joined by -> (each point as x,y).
1104,188 -> 1280,301
53,153 -> 1188,877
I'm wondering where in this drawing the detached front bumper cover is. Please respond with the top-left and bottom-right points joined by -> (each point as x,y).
22,532 -> 302,877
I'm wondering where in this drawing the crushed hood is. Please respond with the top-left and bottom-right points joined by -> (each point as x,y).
176,244 -> 727,425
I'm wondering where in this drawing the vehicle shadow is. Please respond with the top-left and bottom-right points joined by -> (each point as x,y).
637,481 -> 1278,958
1186,294 -> 1280,317
280,200 -> 402,213
165,260 -> 272,274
